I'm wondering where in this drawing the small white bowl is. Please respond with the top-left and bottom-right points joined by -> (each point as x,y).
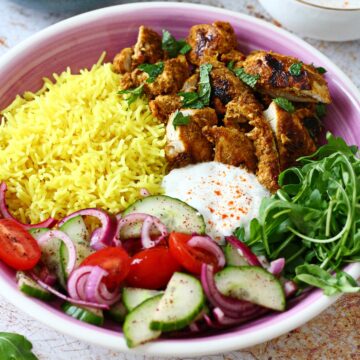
259,0 -> 360,41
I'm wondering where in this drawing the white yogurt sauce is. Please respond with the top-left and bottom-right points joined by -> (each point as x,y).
162,162 -> 269,242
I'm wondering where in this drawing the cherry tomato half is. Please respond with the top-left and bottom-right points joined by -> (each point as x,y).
0,219 -> 41,270
168,232 -> 220,275
126,247 -> 181,290
81,247 -> 131,291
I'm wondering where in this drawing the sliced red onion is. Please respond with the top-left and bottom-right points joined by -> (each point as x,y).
117,213 -> 168,249
201,264 -> 259,318
67,266 -> 93,300
189,322 -> 200,332
38,230 -> 76,275
31,272 -> 109,309
284,280 -> 298,297
268,258 -> 285,276
225,236 -> 262,267
90,228 -> 106,251
0,182 -> 56,229
140,188 -> 150,197
188,236 -> 225,269
58,208 -> 117,249
212,306 -> 269,326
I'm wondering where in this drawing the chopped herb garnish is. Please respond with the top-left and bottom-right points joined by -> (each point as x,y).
316,66 -> 327,74
273,97 -> 295,113
0,332 -> 39,360
227,60 -> 235,71
234,133 -> 360,296
233,67 -> 260,88
315,103 -> 327,118
138,62 -> 164,83
172,110 -> 190,128
198,63 -> 213,106
117,84 -> 144,104
289,62 -> 303,76
178,92 -> 204,109
162,30 -> 192,58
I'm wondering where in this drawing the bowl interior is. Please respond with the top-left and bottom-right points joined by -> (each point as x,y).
0,3 -> 359,355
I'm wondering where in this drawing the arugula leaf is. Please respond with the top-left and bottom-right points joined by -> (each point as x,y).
118,84 -> 144,104
178,92 -> 204,109
172,110 -> 190,128
162,30 -> 191,58
233,67 -> 260,88
198,63 -> 213,106
289,62 -> 303,76
273,97 -> 295,113
237,132 -> 360,295
0,333 -> 38,360
315,103 -> 327,118
138,62 -> 164,83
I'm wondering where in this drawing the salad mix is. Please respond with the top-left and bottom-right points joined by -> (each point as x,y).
0,134 -> 358,348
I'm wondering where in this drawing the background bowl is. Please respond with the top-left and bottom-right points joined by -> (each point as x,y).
0,2 -> 359,356
259,0 -> 360,41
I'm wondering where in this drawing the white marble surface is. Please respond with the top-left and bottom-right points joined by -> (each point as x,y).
0,0 -> 359,359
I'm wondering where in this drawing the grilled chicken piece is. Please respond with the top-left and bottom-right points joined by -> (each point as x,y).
132,26 -> 163,67
243,51 -> 331,104
203,126 -> 257,172
113,47 -> 134,74
165,108 -> 218,166
223,92 -> 280,191
220,49 -> 246,68
264,102 -> 317,170
149,95 -> 182,123
181,73 -> 199,93
129,55 -> 190,98
187,21 -> 238,66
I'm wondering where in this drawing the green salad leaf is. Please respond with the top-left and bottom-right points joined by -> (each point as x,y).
0,333 -> 38,360
162,30 -> 192,58
118,84 -> 144,104
235,133 -> 360,295
138,62 -> 164,83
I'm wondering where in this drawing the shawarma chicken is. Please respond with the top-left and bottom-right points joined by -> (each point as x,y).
187,21 -> 238,66
165,108 -> 218,167
203,126 -> 257,172
263,101 -> 317,170
149,95 -> 182,123
243,51 -> 331,104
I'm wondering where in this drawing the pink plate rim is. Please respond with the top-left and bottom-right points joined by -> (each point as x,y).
0,2 -> 359,356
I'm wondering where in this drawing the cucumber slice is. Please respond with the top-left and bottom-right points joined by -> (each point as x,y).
16,272 -> 53,301
123,294 -> 162,348
59,216 -> 92,281
224,244 -> 249,266
107,302 -> 127,323
122,287 -> 162,312
215,266 -> 286,311
61,302 -> 104,326
150,272 -> 204,332
29,228 -> 66,288
122,195 -> 205,239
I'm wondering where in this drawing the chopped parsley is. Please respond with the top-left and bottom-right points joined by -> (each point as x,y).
198,63 -> 213,106
162,30 -> 192,58
315,103 -> 327,118
227,60 -> 235,71
233,67 -> 260,88
178,92 -> 204,109
172,110 -> 190,128
117,84 -> 144,104
138,62 -> 164,83
289,62 -> 303,76
273,97 -> 295,113
316,66 -> 327,74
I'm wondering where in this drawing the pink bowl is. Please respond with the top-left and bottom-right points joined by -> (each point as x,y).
0,2 -> 359,356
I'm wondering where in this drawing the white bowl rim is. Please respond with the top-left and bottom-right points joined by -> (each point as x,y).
0,2 -> 359,356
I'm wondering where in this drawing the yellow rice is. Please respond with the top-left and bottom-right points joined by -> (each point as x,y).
0,55 -> 167,223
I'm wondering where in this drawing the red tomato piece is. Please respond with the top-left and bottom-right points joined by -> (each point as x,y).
168,232 -> 220,275
0,219 -> 41,270
126,247 -> 181,290
81,247 -> 131,291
